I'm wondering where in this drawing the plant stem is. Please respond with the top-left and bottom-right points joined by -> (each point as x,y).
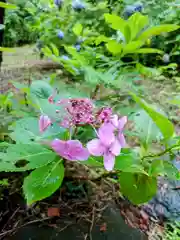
142,143 -> 180,160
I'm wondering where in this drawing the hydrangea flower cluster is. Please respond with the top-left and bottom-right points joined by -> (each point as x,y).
39,95 -> 127,171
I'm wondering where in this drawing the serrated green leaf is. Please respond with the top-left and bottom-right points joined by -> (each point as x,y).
131,93 -> 174,140
106,40 -> 122,55
138,24 -> 180,41
23,161 -> 64,205
133,110 -> 162,145
30,80 -> 53,99
73,23 -> 83,36
119,173 -> 157,205
2,144 -> 57,171
9,117 -> 39,143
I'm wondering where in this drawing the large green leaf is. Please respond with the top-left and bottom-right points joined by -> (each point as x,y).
9,117 -> 39,143
9,117 -> 66,143
119,173 -> 157,205
138,24 -> 180,41
132,110 -> 162,145
23,161 -> 64,205
30,80 -> 53,99
131,93 -> 174,140
115,152 -> 148,175
104,13 -> 126,33
122,41 -> 144,55
150,160 -> 179,180
2,144 -> 57,171
127,13 -> 149,40
106,40 -> 122,55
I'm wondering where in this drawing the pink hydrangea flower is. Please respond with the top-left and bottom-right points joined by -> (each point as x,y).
39,115 -> 51,133
51,139 -> 90,161
87,116 -> 127,171
58,98 -> 94,127
96,107 -> 112,124
110,115 -> 127,148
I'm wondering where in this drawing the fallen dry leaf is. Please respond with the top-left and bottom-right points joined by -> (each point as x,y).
47,207 -> 60,217
100,223 -> 107,232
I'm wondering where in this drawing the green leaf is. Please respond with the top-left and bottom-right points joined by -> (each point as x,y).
30,80 -> 53,99
0,47 -> 15,52
133,48 -> 164,54
23,161 -> 64,205
127,13 -> 149,40
106,40 -> 122,55
80,156 -> 103,167
50,43 -> 59,57
122,41 -> 144,55
95,35 -> 109,45
132,110 -> 162,145
104,13 -> 126,33
9,117 -> 39,143
73,23 -> 83,36
150,160 -> 179,180
131,93 -> 174,140
0,2 -> 17,9
119,173 -> 157,204
138,25 -> 180,41
2,144 -> 57,171
115,152 -> 148,175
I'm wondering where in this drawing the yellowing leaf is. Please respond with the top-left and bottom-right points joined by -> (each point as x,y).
133,48 -> 164,54
138,24 -> 180,41
104,13 -> 126,34
106,40 -> 122,55
73,23 -> 83,36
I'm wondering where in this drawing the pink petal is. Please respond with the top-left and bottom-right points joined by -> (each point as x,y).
118,116 -> 127,131
103,153 -> 115,171
118,133 -> 126,148
39,115 -> 51,133
110,138 -> 121,156
111,114 -> 119,128
98,123 -> 115,146
87,139 -> 106,156
66,140 -> 89,161
51,139 -> 66,156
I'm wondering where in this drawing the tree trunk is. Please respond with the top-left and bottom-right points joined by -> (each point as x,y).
0,0 -> 6,68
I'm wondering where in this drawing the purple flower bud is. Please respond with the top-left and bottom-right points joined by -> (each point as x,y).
74,44 -> 81,52
133,2 -> 143,12
57,30 -> 64,39
124,5 -> 135,18
72,0 -> 85,10
162,54 -> 170,63
61,55 -> 70,60
54,0 -> 63,7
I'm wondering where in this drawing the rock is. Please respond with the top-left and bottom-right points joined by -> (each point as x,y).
143,160 -> 180,222
10,204 -> 147,240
